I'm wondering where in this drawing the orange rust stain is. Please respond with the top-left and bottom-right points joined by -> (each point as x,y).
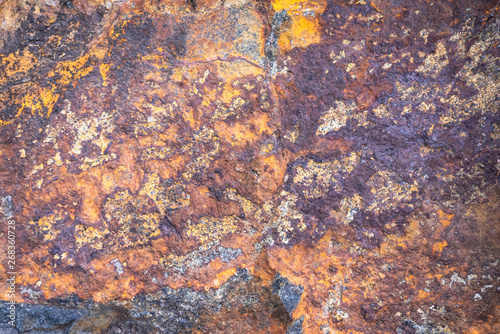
220,84 -> 242,105
417,289 -> 430,299
255,154 -> 288,201
214,267 -> 237,286
182,107 -> 200,130
379,218 -> 420,255
214,112 -> 272,147
272,0 -> 327,52
432,240 -> 448,255
11,245 -> 81,302
437,210 -> 454,228
267,231 -> 351,332
147,155 -> 187,180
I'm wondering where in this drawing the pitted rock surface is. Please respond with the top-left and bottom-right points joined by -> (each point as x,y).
0,0 -> 499,333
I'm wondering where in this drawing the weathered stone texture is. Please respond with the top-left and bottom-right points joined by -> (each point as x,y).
0,0 -> 499,333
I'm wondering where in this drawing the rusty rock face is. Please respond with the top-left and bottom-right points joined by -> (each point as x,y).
0,0 -> 499,333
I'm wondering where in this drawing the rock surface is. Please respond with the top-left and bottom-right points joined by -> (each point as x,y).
0,0 -> 499,333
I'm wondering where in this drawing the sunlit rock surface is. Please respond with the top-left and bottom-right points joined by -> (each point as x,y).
0,0 -> 499,332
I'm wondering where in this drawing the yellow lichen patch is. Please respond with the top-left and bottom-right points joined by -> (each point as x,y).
209,61 -> 267,120
396,81 -> 451,105
148,102 -> 176,119
416,41 -> 449,76
29,212 -> 64,241
366,171 -> 419,214
432,240 -> 448,255
187,216 -> 238,249
271,191 -> 304,244
272,0 -> 327,52
79,154 -> 117,171
141,52 -> 169,70
139,173 -> 190,215
115,212 -> 161,247
18,85 -> 60,119
103,189 -> 163,248
44,100 -> 118,172
92,134 -> 111,155
330,50 -> 346,64
449,53 -> 500,123
226,187 -> 268,225
293,152 -> 360,198
75,224 -> 110,250
0,49 -> 37,86
220,84 -> 241,106
419,101 -> 436,113
30,163 -> 45,176
181,129 -> 221,179
261,139 -> 275,154
316,101 -> 368,135
140,213 -> 162,238
284,124 -> 300,143
212,96 -> 247,121
54,54 -> 93,86
141,146 -> 173,161
47,152 -> 63,166
9,54 -> 94,123
139,172 -> 162,200
99,63 -> 110,86
170,66 -> 185,82
330,193 -> 364,225
398,24 -> 500,126
373,103 -> 391,118
491,123 -> 500,140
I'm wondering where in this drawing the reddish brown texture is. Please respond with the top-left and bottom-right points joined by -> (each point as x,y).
0,0 -> 499,333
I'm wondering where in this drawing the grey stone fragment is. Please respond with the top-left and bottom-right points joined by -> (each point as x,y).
0,326 -> 19,334
286,316 -> 304,334
0,302 -> 86,333
272,273 -> 304,315
1,195 -> 13,218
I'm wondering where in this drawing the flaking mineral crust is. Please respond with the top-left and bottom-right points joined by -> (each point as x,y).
0,0 -> 499,333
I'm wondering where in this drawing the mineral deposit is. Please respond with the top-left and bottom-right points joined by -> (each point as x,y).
0,0 -> 499,333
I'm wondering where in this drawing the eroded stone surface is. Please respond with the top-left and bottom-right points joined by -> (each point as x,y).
0,0 -> 499,333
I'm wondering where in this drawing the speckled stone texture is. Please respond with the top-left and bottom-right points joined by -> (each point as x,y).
0,0 -> 499,333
